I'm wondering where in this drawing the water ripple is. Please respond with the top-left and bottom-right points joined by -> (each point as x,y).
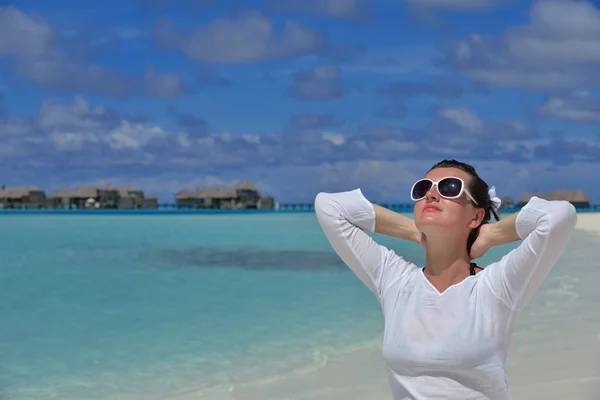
143,247 -> 348,271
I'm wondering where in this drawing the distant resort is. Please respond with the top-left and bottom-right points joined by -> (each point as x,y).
0,184 -> 596,212
0,181 -> 274,210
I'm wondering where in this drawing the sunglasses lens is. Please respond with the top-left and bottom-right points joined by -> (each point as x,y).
412,179 -> 432,199
438,178 -> 462,198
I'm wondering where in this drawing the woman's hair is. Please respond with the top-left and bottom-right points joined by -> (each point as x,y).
428,159 -> 498,256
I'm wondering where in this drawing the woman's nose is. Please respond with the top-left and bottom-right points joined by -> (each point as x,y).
425,184 -> 440,200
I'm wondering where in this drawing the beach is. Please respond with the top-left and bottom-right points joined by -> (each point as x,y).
574,212 -> 600,238
1,212 -> 599,400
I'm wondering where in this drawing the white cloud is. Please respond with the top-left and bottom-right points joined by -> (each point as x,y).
438,107 -> 483,131
145,66 -> 186,98
288,65 -> 347,100
537,91 -> 600,122
441,0 -> 600,91
105,122 -> 166,151
0,6 -> 136,96
38,96 -> 110,130
266,0 -> 370,20
322,133 -> 346,145
0,95 -> 598,202
0,6 -> 55,56
155,11 -> 322,63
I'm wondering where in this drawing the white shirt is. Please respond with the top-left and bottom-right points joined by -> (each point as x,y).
314,189 -> 577,400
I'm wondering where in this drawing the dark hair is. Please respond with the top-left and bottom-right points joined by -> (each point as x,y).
428,159 -> 500,256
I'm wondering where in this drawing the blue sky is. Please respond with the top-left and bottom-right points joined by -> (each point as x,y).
1,0 -> 599,203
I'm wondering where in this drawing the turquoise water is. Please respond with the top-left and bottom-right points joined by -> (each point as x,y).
0,213 -> 535,399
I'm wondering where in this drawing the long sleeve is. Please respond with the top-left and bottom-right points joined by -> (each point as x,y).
481,196 -> 578,311
314,189 -> 412,301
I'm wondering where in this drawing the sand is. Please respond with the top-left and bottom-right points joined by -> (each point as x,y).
575,212 -> 600,238
197,213 -> 600,400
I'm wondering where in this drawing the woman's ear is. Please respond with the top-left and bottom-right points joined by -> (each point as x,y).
468,208 -> 486,229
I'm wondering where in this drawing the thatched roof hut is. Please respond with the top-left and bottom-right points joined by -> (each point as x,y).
518,189 -> 591,207
517,192 -> 545,205
0,186 -> 39,199
546,189 -> 591,206
174,181 -> 264,209
208,187 -> 238,199
73,186 -> 100,198
235,181 -> 257,190
175,188 -> 212,199
48,187 -> 73,198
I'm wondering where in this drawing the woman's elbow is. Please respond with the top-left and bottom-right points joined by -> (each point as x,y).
314,192 -> 338,219
551,200 -> 578,234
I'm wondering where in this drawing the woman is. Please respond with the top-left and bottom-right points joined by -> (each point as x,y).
314,159 -> 577,400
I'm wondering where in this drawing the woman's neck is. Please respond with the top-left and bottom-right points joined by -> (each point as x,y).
422,233 -> 472,289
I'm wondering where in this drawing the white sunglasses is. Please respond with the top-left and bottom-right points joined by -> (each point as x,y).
410,177 -> 479,205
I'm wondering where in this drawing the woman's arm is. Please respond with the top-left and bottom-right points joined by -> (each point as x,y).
480,196 -> 577,311
314,189 -> 414,301
470,213 -> 521,259
372,204 -> 423,245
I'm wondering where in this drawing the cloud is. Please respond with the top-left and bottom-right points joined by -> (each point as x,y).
34,97 -> 165,152
154,11 -> 324,63
265,0 -> 371,21
145,65 -> 187,98
288,65 -> 348,100
534,138 -> 600,165
427,106 -> 535,143
196,68 -> 230,88
376,104 -> 407,119
406,0 -> 506,13
0,96 -> 541,168
0,115 -> 33,138
382,78 -> 463,99
438,0 -> 600,91
404,105 -> 537,161
13,54 -> 137,96
0,95 -> 597,202
0,6 -> 137,96
288,112 -> 346,130
139,0 -> 213,10
0,6 -> 55,56
167,106 -> 208,136
537,91 -> 600,122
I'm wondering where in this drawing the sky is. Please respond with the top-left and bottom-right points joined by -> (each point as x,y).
0,0 -> 599,203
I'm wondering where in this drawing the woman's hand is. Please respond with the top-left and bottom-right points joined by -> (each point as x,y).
470,224 -> 493,260
470,212 -> 522,259
373,204 -> 423,245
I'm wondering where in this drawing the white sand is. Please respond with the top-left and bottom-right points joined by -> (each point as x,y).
194,214 -> 600,400
575,212 -> 600,238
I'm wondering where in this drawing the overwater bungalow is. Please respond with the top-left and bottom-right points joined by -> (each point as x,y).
500,196 -> 514,207
175,181 -> 274,209
48,185 -> 158,209
545,189 -> 591,208
0,186 -> 47,209
517,189 -> 591,208
517,192 -> 546,206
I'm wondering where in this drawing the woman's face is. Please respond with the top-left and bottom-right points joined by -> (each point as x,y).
413,167 -> 484,236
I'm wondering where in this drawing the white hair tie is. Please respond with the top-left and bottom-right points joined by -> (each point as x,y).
488,186 -> 501,212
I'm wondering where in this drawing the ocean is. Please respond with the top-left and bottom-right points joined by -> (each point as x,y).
1,212 -> 599,400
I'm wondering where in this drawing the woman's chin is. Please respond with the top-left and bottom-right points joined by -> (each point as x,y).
417,213 -> 447,226
417,217 -> 457,233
